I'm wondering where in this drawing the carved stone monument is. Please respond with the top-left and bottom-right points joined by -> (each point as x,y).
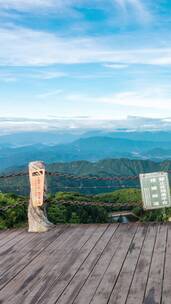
28,161 -> 54,232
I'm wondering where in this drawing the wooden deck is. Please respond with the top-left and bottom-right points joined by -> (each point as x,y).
0,223 -> 170,304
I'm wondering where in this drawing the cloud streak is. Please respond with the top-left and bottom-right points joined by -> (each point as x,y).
115,0 -> 151,23
1,26 -> 171,66
1,115 -> 171,134
0,0 -> 153,33
0,0 -> 59,11
65,88 -> 171,111
36,89 -> 63,99
103,63 -> 129,69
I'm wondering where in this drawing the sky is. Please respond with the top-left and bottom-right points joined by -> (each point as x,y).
1,0 -> 171,122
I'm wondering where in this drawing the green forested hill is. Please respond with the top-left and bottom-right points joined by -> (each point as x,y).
47,158 -> 167,176
1,158 -> 171,195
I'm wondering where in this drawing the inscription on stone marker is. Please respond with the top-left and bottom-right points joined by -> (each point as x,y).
29,161 -> 45,207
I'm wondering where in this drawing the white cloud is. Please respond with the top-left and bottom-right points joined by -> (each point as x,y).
0,0 -> 151,22
100,91 -> 171,109
1,26 -> 171,66
115,0 -> 151,23
0,70 -> 67,82
0,0 -> 58,11
65,89 -> 171,110
31,71 -> 67,80
0,72 -> 17,82
1,115 -> 171,134
36,89 -> 63,99
0,26 -> 103,66
103,63 -> 129,69
0,0 -> 82,18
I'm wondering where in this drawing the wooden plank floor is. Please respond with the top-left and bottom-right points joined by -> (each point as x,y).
0,223 -> 170,304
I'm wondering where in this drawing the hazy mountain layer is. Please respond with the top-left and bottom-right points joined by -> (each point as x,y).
1,134 -> 171,171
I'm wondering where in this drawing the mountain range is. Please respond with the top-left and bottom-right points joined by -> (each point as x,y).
1,158 -> 171,196
1,130 -> 171,171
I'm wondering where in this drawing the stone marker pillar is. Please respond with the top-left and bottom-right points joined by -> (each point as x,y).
28,161 -> 54,232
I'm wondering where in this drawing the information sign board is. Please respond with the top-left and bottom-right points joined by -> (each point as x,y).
139,172 -> 171,210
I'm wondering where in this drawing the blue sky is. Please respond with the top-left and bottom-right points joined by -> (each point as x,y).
1,0 -> 171,120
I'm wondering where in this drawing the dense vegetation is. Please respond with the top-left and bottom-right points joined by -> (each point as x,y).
1,189 -> 171,230
0,193 -> 27,230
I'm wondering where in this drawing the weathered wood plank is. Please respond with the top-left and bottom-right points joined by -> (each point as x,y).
0,223 -> 170,304
55,224 -> 119,304
16,224 -> 97,304
88,223 -> 138,304
0,231 -> 39,267
126,224 -> 159,304
0,231 -> 28,256
143,224 -> 167,304
0,224 -> 97,303
0,229 -> 25,247
0,225 -> 70,272
108,224 -> 148,304
23,224 -> 98,304
0,229 -> 18,241
73,223 -> 132,304
162,223 -> 171,304
32,224 -> 109,304
0,225 -> 68,291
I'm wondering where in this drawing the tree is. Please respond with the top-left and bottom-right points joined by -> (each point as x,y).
69,212 -> 80,224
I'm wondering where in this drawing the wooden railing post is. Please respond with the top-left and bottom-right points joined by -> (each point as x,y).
28,161 -> 54,232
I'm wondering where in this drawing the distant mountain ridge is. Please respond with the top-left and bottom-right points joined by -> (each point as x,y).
1,158 -> 171,195
1,130 -> 171,147
1,135 -> 171,171
0,130 -> 171,171
0,131 -> 81,147
47,158 -> 171,177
